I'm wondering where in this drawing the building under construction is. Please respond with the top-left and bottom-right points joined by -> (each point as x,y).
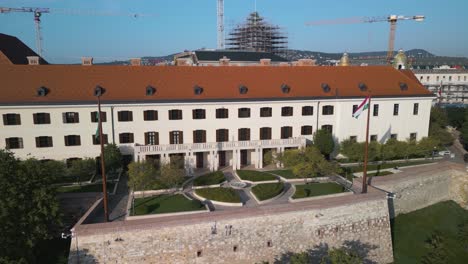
226,12 -> 287,56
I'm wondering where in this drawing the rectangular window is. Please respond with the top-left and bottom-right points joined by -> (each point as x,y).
352,105 -> 358,116
119,133 -> 134,144
3,113 -> 21,125
370,135 -> 377,142
192,109 -> 206,120
216,108 -> 228,119
92,134 -> 108,145
64,135 -> 81,146
216,129 -> 229,142
413,103 -> 419,115
410,133 -> 417,141
118,111 -> 133,122
259,127 -> 272,140
321,125 -> 333,134
169,131 -> 183,144
238,128 -> 250,141
349,136 -> 357,142
35,136 -> 53,148
144,132 -> 159,145
238,108 -> 251,118
281,107 -> 293,117
302,106 -> 313,116
5,137 -> 23,149
33,113 -> 51,124
63,112 -> 79,123
168,109 -> 183,120
390,134 -> 397,140
281,126 -> 293,139
143,110 -> 158,121
260,107 -> 272,117
90,111 -> 107,123
193,130 -> 207,143
393,104 -> 399,116
301,126 -> 313,135
322,105 -> 334,115
373,104 -> 379,117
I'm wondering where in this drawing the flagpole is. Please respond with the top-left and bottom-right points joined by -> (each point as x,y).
361,95 -> 372,194
97,90 -> 109,222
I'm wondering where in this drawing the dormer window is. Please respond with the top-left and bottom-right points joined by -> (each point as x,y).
321,83 -> 330,93
146,86 -> 156,96
399,82 -> 408,91
358,82 -> 367,92
37,86 -> 49,97
281,84 -> 290,94
194,85 -> 203,95
239,85 -> 248,94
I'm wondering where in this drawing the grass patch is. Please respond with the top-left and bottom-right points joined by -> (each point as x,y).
292,182 -> 346,199
393,200 -> 468,264
131,194 -> 205,216
251,183 -> 284,201
266,169 -> 298,179
57,182 -> 116,193
195,187 -> 241,203
237,170 -> 277,182
193,171 -> 225,186
367,171 -> 394,177
342,160 -> 435,174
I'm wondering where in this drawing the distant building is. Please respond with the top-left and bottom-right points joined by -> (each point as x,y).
0,33 -> 48,65
174,50 -> 289,66
413,68 -> 468,104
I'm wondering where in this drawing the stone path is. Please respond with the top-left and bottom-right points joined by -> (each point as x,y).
223,170 -> 259,208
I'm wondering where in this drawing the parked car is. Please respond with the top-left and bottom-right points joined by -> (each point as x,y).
438,150 -> 452,156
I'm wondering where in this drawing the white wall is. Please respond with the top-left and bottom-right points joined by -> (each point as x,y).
0,97 -> 433,161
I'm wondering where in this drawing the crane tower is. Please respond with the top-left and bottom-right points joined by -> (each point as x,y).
217,0 -> 224,49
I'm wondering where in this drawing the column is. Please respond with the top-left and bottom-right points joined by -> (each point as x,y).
213,151 -> 219,171
258,148 -> 263,169
235,149 -> 241,170
185,152 -> 192,176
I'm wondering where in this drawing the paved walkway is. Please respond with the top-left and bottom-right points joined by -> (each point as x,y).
222,170 -> 259,208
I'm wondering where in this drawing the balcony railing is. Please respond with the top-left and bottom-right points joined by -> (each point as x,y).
135,137 -> 307,155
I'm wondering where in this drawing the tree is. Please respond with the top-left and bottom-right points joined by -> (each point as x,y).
68,158 -> 96,184
290,252 -> 310,264
341,140 -> 381,162
321,247 -> 363,264
313,129 -> 335,159
158,161 -> 185,190
128,161 -> 157,195
279,146 -> 341,180
42,160 -> 67,183
103,143 -> 122,172
0,150 -> 61,263
429,107 -> 453,146
263,150 -> 274,166
430,107 -> 449,128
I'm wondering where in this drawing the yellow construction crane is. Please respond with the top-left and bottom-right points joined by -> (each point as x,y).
0,7 -> 157,58
305,15 -> 425,64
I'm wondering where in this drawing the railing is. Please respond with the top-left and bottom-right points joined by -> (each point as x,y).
135,137 -> 307,154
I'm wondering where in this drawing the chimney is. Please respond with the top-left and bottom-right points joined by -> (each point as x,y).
130,58 -> 141,66
27,56 -> 39,65
259,58 -> 271,66
297,59 -> 316,66
219,56 -> 230,66
81,57 -> 93,66
279,62 -> 290,66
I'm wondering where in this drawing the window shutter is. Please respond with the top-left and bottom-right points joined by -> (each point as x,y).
169,132 -> 174,144
35,137 -> 40,147
144,111 -> 148,120
77,136 -> 81,146
130,133 -> 134,143
202,131 -> 206,143
2,114 -> 6,125
33,114 -> 38,124
48,137 -> 53,147
144,132 -> 149,145
46,113 -> 51,124
179,131 -> 183,144
75,113 -> 79,123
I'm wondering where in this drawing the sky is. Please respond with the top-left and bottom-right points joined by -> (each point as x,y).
0,0 -> 467,64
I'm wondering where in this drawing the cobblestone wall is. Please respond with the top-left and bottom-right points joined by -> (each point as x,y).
69,198 -> 393,264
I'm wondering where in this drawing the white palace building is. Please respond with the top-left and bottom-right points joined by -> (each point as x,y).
0,60 -> 434,172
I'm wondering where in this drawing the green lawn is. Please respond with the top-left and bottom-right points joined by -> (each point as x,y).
366,171 -> 394,177
393,200 -> 468,264
195,187 -> 242,203
131,194 -> 205,216
342,160 -> 435,173
193,171 -> 225,186
237,170 -> 277,182
292,182 -> 346,199
251,183 -> 284,201
266,169 -> 298,179
57,182 -> 116,193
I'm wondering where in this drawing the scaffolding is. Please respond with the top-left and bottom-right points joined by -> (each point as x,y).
226,12 -> 287,56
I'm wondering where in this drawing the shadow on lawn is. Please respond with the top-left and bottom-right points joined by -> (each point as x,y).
274,240 -> 378,264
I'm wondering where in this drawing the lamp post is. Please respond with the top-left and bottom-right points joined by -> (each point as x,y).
95,86 -> 109,222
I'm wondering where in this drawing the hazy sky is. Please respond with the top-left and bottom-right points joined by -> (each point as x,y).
1,0 -> 467,63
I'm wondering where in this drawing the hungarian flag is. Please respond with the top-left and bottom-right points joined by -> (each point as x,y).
352,96 -> 370,119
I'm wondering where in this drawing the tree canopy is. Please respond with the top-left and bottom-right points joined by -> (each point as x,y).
279,146 -> 340,179
103,143 -> 122,172
0,150 -> 62,263
313,129 -> 335,158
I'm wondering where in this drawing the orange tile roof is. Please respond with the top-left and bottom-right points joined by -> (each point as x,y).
0,65 -> 433,105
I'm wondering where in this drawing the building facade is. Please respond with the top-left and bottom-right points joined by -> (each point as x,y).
413,69 -> 468,104
0,63 -> 434,172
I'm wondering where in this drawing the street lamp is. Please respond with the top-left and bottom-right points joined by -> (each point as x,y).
94,85 -> 109,222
